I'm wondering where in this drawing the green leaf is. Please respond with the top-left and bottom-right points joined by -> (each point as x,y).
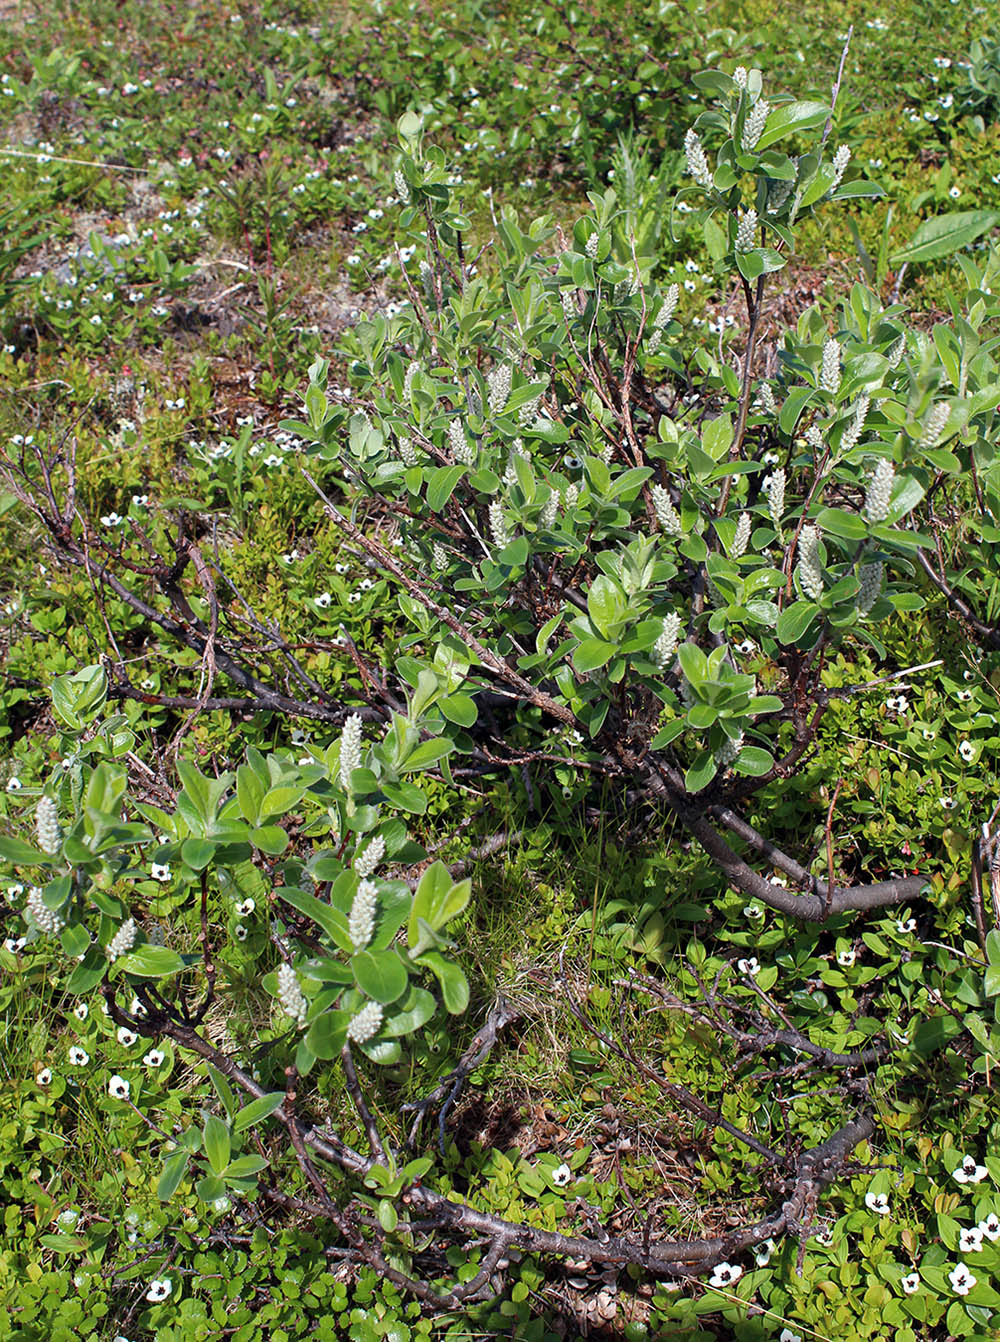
572,637 -> 616,672
439,693 -> 478,727
426,465 -> 466,512
415,951 -> 469,1013
684,750 -> 718,794
779,386 -> 814,435
586,574 -> 627,639
233,1092 -> 286,1134
203,1115 -> 231,1176
734,746 -> 774,776
352,949 -> 409,1005
676,641 -> 708,687
384,986 -> 437,1037
277,886 -> 353,953
735,249 -> 765,281
113,946 -> 188,979
816,507 -> 868,540
259,784 -> 309,821
890,210 -> 1000,266
181,837 -> 216,871
378,1199 -> 398,1232
754,100 -> 829,153
250,825 -> 289,854
0,836 -> 50,865
157,1150 -> 190,1201
226,1153 -> 270,1179
776,600 -> 819,645
380,780 -> 428,813
304,1010 -> 350,1059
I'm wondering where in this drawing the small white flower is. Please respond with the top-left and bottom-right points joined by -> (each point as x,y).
57,1208 -> 80,1228
73,1002 -> 89,1021
145,1277 -> 173,1302
236,898 -> 255,916
959,740 -> 975,762
6,776 -> 22,792
144,1048 -> 165,1068
551,1162 -> 572,1186
736,957 -> 760,976
37,1067 -> 53,1086
117,1027 -> 138,1047
959,1227 -> 984,1253
901,1271 -> 920,1295
108,1074 -> 130,1100
753,1238 -> 776,1266
708,1262 -> 742,1288
896,918 -> 917,934
314,592 -> 333,608
949,186 -> 961,199
743,904 -> 764,919
865,1191 -> 889,1215
939,796 -> 957,810
150,863 -> 171,883
234,923 -> 248,941
779,1330 -> 803,1342
69,1046 -> 89,1066
978,1212 -> 1000,1241
952,1155 -> 988,1184
948,1263 -> 976,1295
957,688 -> 973,702
837,949 -> 856,968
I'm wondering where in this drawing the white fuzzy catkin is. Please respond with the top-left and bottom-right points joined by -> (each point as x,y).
920,402 -> 950,447
820,338 -> 841,394
347,1000 -> 383,1043
735,207 -> 758,252
339,714 -> 363,792
733,66 -> 748,88
106,917 -> 136,961
540,490 -> 559,528
25,885 -> 65,936
563,482 -> 579,509
864,458 -> 895,524
742,99 -> 769,151
767,173 -> 796,213
397,435 -> 418,467
840,395 -> 869,454
354,835 -> 385,879
393,168 -> 410,204
758,382 -> 777,415
715,730 -> 744,766
887,333 -> 906,369
35,795 -> 62,855
276,963 -> 308,1027
805,424 -> 824,453
797,526 -> 824,599
829,145 -> 850,192
732,512 -> 751,558
448,418 -> 475,465
656,283 -> 679,327
348,879 -> 378,950
652,612 -> 682,668
585,233 -> 599,259
489,500 -> 512,548
763,469 -> 785,528
651,485 -> 683,536
684,129 -> 714,189
487,363 -> 512,415
403,361 -> 419,399
432,542 -> 448,570
856,561 -> 883,615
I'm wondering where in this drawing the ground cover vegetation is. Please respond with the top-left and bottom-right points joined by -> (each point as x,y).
1,0 -> 1000,1338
